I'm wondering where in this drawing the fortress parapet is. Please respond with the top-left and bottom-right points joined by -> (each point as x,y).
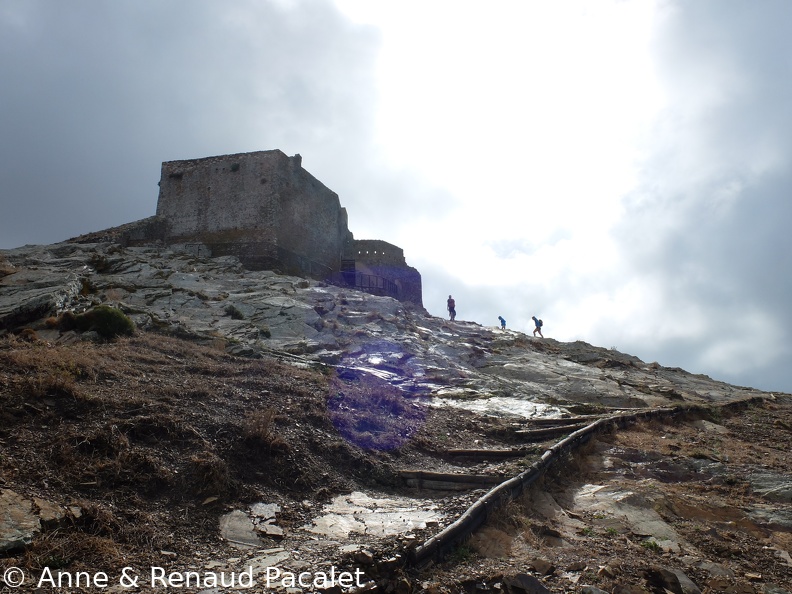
344,240 -> 422,305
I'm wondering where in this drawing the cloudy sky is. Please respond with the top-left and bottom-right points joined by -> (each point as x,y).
2,0 -> 791,393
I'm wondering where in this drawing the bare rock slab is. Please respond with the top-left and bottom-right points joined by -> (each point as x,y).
0,489 -> 41,552
219,510 -> 262,548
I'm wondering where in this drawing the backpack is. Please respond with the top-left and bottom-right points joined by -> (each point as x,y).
537,319 -> 543,327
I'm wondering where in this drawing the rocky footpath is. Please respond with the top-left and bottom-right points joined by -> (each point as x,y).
1,240 -> 790,593
419,396 -> 792,593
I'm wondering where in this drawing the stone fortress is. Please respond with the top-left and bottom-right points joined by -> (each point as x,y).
123,149 -> 422,305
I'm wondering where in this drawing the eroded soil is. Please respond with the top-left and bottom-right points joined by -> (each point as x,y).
420,398 -> 792,593
0,331 -> 543,588
1,330 -> 791,593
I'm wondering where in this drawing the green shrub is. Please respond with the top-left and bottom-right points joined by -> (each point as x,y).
72,305 -> 135,339
641,539 -> 661,552
449,544 -> 473,562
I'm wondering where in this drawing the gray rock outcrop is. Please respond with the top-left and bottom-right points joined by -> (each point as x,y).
0,241 -> 768,416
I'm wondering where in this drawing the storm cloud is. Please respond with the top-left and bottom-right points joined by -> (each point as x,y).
0,0 -> 382,246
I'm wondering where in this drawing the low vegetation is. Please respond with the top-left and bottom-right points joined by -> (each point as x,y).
57,305 -> 135,339
0,331 -> 399,573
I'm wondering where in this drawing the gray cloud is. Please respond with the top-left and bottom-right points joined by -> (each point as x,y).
611,0 -> 792,391
0,0 -> 381,247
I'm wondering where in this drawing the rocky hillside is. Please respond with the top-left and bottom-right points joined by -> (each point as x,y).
1,241 -> 790,593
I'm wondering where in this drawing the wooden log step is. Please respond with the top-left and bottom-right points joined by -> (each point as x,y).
399,470 -> 504,491
513,423 -> 588,440
445,448 -> 533,459
520,415 -> 602,426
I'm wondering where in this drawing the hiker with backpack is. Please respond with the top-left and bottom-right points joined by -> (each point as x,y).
532,316 -> 544,338
447,295 -> 456,321
498,316 -> 506,330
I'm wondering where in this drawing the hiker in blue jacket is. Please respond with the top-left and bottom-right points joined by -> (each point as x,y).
532,316 -> 544,338
498,316 -> 506,330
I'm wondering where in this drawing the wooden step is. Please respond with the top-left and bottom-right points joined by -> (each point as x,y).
399,470 -> 504,491
513,422 -> 588,440
520,415 -> 602,426
445,448 -> 533,459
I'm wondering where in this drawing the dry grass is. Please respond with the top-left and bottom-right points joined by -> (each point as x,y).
187,453 -> 234,497
21,368 -> 84,401
1,336 -> 100,380
0,254 -> 15,277
242,408 -> 289,453
0,329 -> 356,569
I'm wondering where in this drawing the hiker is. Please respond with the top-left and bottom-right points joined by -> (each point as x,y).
447,295 -> 456,321
498,316 -> 506,330
532,316 -> 544,338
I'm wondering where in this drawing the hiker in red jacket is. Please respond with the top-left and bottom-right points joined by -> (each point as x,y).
447,295 -> 456,321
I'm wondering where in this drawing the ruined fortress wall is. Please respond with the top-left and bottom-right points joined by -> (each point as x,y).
157,150 -> 282,240
352,240 -> 406,266
276,162 -> 352,272
353,239 -> 423,307
156,150 -> 350,272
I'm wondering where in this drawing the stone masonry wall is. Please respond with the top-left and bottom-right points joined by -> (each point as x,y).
352,240 -> 423,306
351,239 -> 405,266
157,150 -> 351,273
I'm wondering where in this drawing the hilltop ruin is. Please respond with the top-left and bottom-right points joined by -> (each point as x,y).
98,149 -> 422,305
